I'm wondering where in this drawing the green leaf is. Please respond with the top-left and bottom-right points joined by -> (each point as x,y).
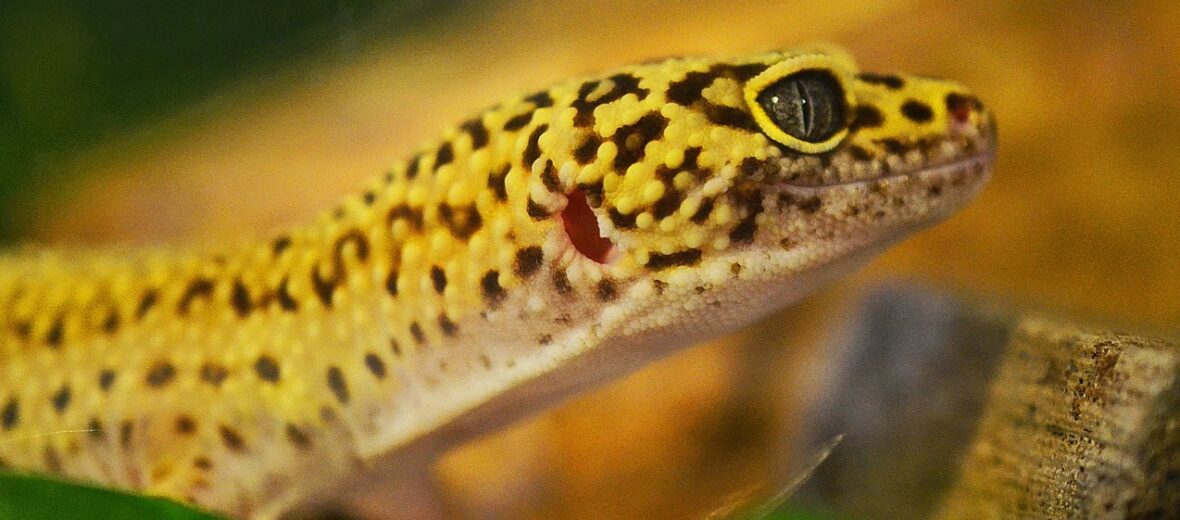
0,471 -> 227,520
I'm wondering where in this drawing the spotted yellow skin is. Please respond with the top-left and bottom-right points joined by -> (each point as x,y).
0,47 -> 994,518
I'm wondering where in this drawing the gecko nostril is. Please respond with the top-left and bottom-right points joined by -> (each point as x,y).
946,92 -> 978,125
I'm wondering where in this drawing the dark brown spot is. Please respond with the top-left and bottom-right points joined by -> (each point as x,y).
646,249 -> 702,270
503,111 -> 534,131
276,277 -> 299,311
254,355 -> 280,383
405,154 -> 421,179
480,270 -> 506,305
526,198 -> 551,220
364,353 -> 386,379
11,320 -> 30,341
98,370 -> 116,391
410,322 -> 426,345
310,229 -> 372,309
651,185 -> 683,220
596,279 -> 618,301
690,198 -> 714,224
87,417 -> 104,439
729,190 -> 765,244
522,124 -> 548,168
723,62 -> 768,81
901,100 -> 934,123
285,424 -> 311,449
438,203 -> 483,239
101,310 -> 120,334
608,208 -> 637,229
390,339 -> 402,357
387,205 -> 425,231
878,138 -> 908,155
514,247 -> 544,278
178,278 -> 215,315
51,385 -> 71,413
461,118 -> 490,149
524,90 -> 554,108
652,279 -> 668,296
612,113 -> 668,171
320,406 -> 337,423
571,74 -> 649,127
858,73 -> 904,89
424,265 -> 446,293
334,229 -> 371,263
850,105 -> 884,131
739,157 -> 763,177
681,147 -> 702,170
438,314 -> 458,336
271,236 -> 292,256
193,457 -> 212,470
176,416 -> 196,435
797,195 -> 823,213
199,363 -> 229,387
552,270 -> 573,295
378,272 -> 397,300
146,361 -> 176,388
666,70 -> 717,105
434,141 -> 454,168
119,421 -> 133,449
219,425 -> 246,452
135,289 -> 158,320
230,279 -> 253,318
847,145 -> 873,161
362,191 -> 376,205
574,134 -> 602,165
571,80 -> 601,126
538,333 -> 553,345
487,164 -> 510,202
928,181 -> 944,197
703,104 -> 758,132
578,180 -> 605,208
540,161 -> 563,192
731,216 -> 759,242
1,398 -> 18,430
44,317 -> 63,348
326,366 -> 350,405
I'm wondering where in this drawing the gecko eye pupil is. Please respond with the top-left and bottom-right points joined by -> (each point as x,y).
756,70 -> 845,143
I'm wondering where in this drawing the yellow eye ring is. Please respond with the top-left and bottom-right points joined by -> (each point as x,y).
744,54 -> 857,154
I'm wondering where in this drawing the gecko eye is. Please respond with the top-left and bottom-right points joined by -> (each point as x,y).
744,54 -> 856,154
755,70 -> 845,143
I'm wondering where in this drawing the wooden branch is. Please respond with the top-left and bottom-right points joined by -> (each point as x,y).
934,317 -> 1180,519
794,285 -> 1179,519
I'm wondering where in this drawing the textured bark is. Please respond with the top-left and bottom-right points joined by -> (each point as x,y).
934,317 -> 1180,519
797,285 -> 1179,519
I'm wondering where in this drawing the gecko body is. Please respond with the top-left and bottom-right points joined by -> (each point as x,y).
0,47 -> 994,518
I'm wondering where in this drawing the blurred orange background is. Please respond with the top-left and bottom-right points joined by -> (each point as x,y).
6,1 -> 1179,518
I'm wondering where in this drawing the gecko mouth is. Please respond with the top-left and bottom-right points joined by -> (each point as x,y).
781,150 -> 996,190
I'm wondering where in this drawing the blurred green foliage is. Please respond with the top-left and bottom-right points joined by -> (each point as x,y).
0,472 -> 226,520
0,0 -> 471,242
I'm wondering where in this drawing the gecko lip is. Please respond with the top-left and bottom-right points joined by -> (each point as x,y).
779,149 -> 996,190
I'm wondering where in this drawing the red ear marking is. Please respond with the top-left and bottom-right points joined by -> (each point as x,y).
561,189 -> 613,264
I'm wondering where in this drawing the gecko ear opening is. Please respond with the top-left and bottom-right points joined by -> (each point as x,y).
561,189 -> 613,264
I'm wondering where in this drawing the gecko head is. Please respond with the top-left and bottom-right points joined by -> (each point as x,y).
548,48 -> 994,341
